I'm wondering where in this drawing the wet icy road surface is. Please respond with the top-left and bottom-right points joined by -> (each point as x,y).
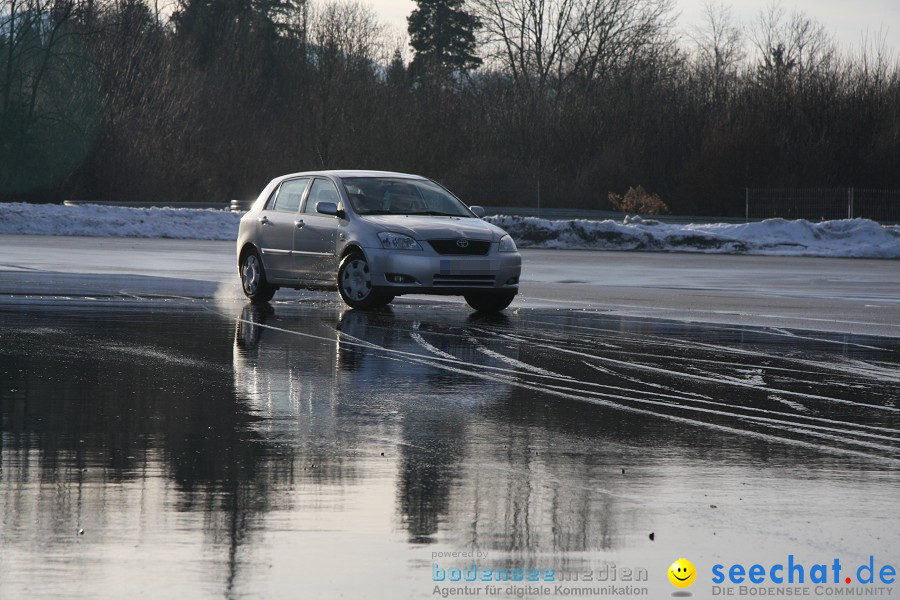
1,298 -> 898,599
1,235 -> 898,336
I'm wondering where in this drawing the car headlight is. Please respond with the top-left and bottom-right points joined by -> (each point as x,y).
378,232 -> 423,251
498,234 -> 517,253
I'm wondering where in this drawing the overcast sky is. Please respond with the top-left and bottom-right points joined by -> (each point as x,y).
368,0 -> 899,54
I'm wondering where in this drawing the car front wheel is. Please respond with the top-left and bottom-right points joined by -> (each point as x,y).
337,252 -> 392,309
240,249 -> 277,303
464,291 -> 516,313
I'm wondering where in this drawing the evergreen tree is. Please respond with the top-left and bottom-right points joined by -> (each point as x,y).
172,0 -> 295,63
386,49 -> 409,88
407,0 -> 482,79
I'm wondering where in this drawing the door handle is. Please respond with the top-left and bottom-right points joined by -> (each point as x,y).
257,216 -> 269,225
294,220 -> 304,229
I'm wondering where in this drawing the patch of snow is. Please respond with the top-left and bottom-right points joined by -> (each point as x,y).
0,203 -> 897,258
0,202 -> 242,240
487,215 -> 900,259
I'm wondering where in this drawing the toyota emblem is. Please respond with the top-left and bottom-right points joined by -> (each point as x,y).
456,239 -> 470,248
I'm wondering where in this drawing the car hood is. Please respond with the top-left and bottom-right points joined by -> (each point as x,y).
360,215 -> 505,241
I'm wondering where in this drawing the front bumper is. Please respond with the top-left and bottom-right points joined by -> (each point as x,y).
363,247 -> 521,295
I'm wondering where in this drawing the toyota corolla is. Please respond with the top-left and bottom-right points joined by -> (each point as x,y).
236,170 -> 522,311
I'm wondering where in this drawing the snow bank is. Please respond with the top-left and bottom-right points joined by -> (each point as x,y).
0,202 -> 897,258
0,202 -> 242,240
485,215 -> 900,259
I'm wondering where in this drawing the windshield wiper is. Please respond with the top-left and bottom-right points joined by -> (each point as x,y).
407,211 -> 461,217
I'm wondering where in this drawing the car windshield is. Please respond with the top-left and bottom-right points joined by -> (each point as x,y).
341,177 -> 474,217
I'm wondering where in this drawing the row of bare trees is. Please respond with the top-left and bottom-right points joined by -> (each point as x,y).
2,0 -> 899,215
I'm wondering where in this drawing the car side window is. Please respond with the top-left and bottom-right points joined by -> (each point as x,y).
304,178 -> 341,214
272,178 -> 310,213
264,185 -> 280,210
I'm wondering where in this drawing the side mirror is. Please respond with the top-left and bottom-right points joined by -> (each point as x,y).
469,205 -> 486,218
316,201 -> 343,217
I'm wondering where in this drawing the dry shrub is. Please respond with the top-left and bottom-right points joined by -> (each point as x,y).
607,186 -> 669,215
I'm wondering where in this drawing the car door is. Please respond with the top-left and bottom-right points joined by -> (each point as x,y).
294,177 -> 341,282
256,177 -> 310,280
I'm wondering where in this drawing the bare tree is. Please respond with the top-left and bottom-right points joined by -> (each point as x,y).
306,0 -> 388,167
309,0 -> 386,66
471,0 -> 674,96
750,2 -> 836,92
688,1 -> 743,104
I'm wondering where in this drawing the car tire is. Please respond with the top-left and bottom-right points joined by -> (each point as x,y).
240,249 -> 277,303
464,291 -> 516,313
338,252 -> 391,309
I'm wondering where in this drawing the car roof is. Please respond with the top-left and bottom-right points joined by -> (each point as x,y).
275,170 -> 427,181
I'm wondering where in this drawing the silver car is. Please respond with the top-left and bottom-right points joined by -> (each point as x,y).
236,170 -> 521,311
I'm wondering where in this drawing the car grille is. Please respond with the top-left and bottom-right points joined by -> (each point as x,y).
428,239 -> 491,255
432,274 -> 496,287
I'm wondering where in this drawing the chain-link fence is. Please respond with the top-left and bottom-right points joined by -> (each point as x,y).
745,188 -> 900,223
441,178 -> 900,224
440,171 -> 900,224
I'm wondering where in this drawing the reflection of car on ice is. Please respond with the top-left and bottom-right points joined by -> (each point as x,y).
236,171 -> 522,312
232,304 -> 515,434
232,303 -> 341,438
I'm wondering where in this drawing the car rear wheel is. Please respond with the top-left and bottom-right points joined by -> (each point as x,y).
464,291 -> 516,313
338,252 -> 392,309
240,249 -> 277,303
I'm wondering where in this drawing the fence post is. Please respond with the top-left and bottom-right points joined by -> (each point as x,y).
745,188 -> 749,222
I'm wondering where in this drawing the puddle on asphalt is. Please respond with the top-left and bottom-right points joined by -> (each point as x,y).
1,300 -> 898,599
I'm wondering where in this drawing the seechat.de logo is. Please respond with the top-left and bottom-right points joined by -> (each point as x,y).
669,558 -> 697,588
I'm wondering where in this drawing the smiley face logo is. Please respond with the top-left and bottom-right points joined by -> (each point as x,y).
668,558 -> 696,588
